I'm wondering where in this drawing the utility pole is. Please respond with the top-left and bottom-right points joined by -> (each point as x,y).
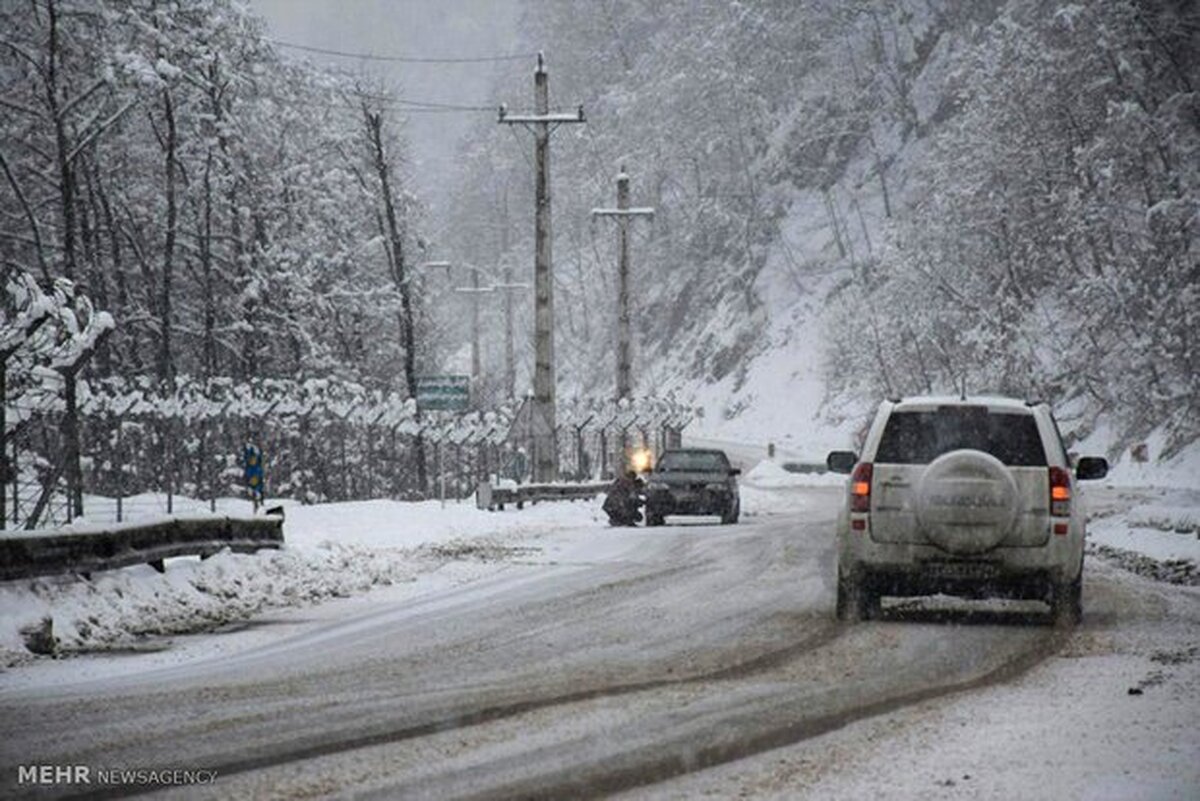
499,188 -> 516,402
453,266 -> 494,384
445,261 -> 527,403
592,165 -> 655,400
492,265 -> 528,405
502,257 -> 515,400
498,53 -> 585,482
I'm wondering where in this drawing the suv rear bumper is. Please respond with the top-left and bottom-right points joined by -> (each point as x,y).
854,564 -> 1058,600
839,530 -> 1083,591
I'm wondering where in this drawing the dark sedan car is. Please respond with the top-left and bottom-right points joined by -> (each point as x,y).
644,449 -> 741,525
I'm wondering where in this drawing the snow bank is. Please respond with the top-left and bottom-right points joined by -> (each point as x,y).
1073,424 -> 1200,490
739,486 -> 802,518
1087,488 -> 1200,585
284,497 -> 599,550
0,495 -> 604,666
743,459 -> 845,489
1103,439 -> 1200,490
0,543 -> 421,665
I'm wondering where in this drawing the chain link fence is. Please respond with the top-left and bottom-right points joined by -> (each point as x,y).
3,377 -> 692,529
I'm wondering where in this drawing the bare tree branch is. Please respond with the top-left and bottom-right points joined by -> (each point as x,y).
64,98 -> 140,167
0,148 -> 50,279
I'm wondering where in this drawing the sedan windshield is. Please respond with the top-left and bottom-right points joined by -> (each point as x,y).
656,452 -> 730,473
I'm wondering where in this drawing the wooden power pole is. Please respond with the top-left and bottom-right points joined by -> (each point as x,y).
593,166 -> 654,400
498,53 -> 585,481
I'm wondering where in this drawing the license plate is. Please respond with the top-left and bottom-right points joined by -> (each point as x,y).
922,561 -> 1000,580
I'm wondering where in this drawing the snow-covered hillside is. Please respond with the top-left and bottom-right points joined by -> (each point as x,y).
443,0 -> 1198,472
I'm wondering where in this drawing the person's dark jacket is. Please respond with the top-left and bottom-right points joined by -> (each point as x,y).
603,473 -> 643,524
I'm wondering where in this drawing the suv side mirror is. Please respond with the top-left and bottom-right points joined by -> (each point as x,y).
826,451 -> 857,474
729,468 -> 741,476
1075,457 -> 1108,481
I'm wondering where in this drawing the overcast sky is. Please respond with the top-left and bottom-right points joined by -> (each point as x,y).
251,0 -> 523,216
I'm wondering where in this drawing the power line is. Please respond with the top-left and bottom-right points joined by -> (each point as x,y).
271,97 -> 492,115
392,99 -> 492,111
348,92 -> 493,111
260,35 -> 536,65
235,82 -> 496,114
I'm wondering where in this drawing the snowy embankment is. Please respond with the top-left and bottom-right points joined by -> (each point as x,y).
0,495 -> 604,667
739,458 -> 843,518
1087,489 -> 1200,586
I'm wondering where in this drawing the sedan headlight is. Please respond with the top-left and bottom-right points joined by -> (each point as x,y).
629,447 -> 654,474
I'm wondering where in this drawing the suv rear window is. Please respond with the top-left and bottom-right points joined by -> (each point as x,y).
874,408 -> 1047,466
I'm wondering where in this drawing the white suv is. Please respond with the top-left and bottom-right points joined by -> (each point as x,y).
826,396 -> 1108,624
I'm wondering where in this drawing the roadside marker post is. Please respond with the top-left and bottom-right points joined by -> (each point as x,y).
243,443 -> 265,512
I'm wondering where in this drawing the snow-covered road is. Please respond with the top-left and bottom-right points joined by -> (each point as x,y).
5,485 -> 1193,799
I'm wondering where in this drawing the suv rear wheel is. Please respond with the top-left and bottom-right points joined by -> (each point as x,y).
1050,575 -> 1082,626
836,570 -> 880,621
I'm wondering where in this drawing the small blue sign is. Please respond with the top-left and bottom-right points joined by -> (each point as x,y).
243,444 -> 264,499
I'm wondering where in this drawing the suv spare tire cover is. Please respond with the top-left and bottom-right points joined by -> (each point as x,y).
916,449 -> 1019,555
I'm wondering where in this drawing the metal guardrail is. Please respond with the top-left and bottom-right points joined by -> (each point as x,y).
782,461 -> 829,475
477,481 -> 610,512
0,515 -> 285,581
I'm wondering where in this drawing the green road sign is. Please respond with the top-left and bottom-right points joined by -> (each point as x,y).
416,375 -> 470,411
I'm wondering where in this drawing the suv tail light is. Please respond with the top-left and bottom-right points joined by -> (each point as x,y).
850,462 -> 873,514
1049,466 -> 1071,517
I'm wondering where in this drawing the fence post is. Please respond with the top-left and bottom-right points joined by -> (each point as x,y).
575,425 -> 585,481
116,418 -> 124,523
365,424 -> 374,500
390,425 -> 399,498
167,417 -> 175,515
437,438 -> 446,508
209,414 -> 221,513
340,419 -> 348,500
0,363 -> 6,530
11,435 -> 18,527
600,428 -> 608,479
457,439 -> 465,499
